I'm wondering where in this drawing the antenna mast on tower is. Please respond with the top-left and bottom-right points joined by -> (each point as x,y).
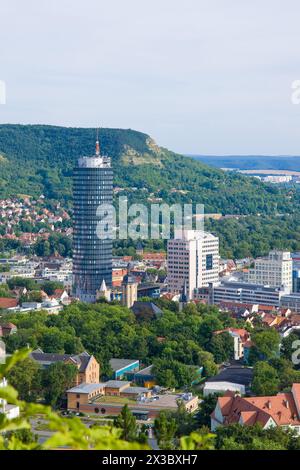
95,127 -> 100,156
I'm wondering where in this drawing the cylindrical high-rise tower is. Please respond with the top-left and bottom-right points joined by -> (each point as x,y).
72,135 -> 113,302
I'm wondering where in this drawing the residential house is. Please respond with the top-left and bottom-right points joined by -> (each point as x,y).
51,288 -> 70,304
30,349 -> 99,385
213,328 -> 251,361
211,383 -> 300,434
0,323 -> 17,337
260,312 -> 287,330
0,298 -> 18,310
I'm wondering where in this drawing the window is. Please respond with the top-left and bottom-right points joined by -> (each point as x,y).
206,254 -> 213,271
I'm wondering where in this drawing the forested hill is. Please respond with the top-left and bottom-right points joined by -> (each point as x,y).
0,124 -> 297,216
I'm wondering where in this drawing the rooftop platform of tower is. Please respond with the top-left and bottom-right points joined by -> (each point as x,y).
78,155 -> 111,168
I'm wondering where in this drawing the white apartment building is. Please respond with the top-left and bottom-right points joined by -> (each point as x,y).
246,251 -> 292,292
42,261 -> 73,289
167,230 -> 219,300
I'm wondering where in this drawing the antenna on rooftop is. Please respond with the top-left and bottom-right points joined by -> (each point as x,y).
95,127 -> 100,156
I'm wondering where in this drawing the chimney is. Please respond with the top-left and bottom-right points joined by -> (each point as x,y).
267,400 -> 272,409
285,400 -> 289,409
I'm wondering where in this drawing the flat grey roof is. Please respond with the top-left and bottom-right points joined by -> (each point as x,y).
131,410 -> 149,414
104,380 -> 130,389
109,358 -> 139,372
125,387 -> 149,394
135,365 -> 153,376
219,281 -> 282,293
67,383 -> 106,394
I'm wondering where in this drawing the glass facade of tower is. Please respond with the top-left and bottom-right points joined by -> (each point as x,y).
73,153 -> 113,302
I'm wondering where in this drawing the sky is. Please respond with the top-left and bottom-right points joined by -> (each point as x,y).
1,0 -> 300,155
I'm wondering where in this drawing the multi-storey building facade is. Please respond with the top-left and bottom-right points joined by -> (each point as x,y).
246,251 -> 292,292
292,253 -> 300,293
167,230 -> 219,300
293,269 -> 300,293
73,136 -> 113,302
280,293 -> 300,313
209,280 -> 287,307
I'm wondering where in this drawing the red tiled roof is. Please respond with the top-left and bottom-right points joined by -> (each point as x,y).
0,298 -> 18,309
289,315 -> 300,326
240,411 -> 258,426
214,328 -> 250,343
54,289 -> 64,296
143,252 -> 166,260
216,386 -> 300,428
220,301 -> 254,310
258,305 -> 276,312
161,293 -> 175,301
3,322 -> 17,329
261,313 -> 287,328
0,322 -> 17,337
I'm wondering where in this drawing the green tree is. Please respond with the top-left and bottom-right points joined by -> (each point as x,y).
7,277 -> 37,291
269,357 -> 300,390
251,329 -> 280,362
197,394 -> 219,427
198,351 -> 218,377
198,316 -> 223,349
40,328 -> 65,353
41,281 -> 64,296
154,411 -> 177,449
0,284 -> 13,298
152,359 -> 196,388
7,357 -> 41,402
20,290 -> 43,303
114,405 -> 139,442
208,332 -> 234,363
5,428 -> 39,447
215,423 -> 300,450
41,362 -> 78,408
281,333 -> 300,362
252,361 -> 280,396
182,303 -> 198,316
173,401 -> 195,437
